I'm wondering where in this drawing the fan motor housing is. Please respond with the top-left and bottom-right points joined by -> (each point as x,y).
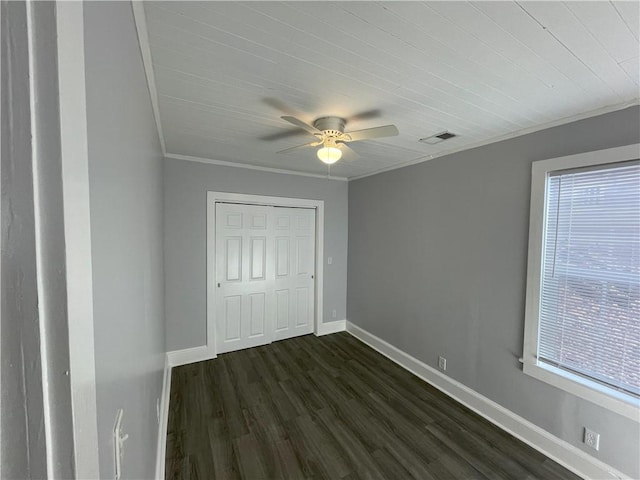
314,117 -> 345,136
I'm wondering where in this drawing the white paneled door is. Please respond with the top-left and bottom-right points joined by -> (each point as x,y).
215,203 -> 315,354
273,207 -> 316,341
215,203 -> 274,354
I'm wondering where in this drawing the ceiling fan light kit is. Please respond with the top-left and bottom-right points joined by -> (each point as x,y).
317,146 -> 342,164
274,114 -> 399,165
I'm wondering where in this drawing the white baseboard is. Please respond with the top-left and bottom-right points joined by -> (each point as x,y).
166,345 -> 215,367
155,356 -> 172,480
316,319 -> 346,336
345,322 -> 628,480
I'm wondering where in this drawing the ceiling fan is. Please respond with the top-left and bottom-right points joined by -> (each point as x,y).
276,116 -> 399,164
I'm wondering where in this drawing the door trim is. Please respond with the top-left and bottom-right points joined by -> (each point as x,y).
56,3 -> 100,477
206,191 -> 324,356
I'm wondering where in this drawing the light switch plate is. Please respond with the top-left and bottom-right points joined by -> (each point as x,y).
438,356 -> 447,371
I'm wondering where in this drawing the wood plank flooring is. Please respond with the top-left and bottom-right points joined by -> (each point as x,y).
165,332 -> 581,480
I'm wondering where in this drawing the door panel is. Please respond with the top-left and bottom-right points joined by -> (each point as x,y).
224,296 -> 241,341
296,236 -> 311,275
275,289 -> 290,331
225,238 -> 242,281
216,203 -> 274,353
249,293 -> 266,337
251,212 -> 267,229
225,213 -> 242,228
276,237 -> 290,277
273,208 -> 316,341
276,215 -> 290,229
250,237 -> 266,280
296,287 -> 310,327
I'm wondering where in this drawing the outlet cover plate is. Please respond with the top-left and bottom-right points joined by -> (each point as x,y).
438,356 -> 447,371
584,427 -> 600,451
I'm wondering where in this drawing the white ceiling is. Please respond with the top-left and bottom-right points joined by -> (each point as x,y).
141,1 -> 640,179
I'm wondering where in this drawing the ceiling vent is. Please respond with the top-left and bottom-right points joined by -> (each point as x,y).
419,131 -> 457,145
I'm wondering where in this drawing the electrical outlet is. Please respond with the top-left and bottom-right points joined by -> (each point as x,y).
332,309 -> 337,318
438,356 -> 447,371
584,427 -> 600,451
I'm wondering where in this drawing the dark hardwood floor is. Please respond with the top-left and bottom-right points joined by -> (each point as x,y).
165,332 -> 581,480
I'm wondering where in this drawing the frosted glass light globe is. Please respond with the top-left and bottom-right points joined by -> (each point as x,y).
317,146 -> 342,164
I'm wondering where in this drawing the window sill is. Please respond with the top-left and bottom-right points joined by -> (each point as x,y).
522,360 -> 640,422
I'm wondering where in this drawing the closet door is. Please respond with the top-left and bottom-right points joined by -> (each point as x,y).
215,203 -> 275,354
273,207 -> 316,341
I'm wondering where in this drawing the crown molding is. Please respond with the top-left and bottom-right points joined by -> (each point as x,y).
165,153 -> 349,181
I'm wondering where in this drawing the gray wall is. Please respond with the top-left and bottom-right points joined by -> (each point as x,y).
164,159 -> 348,351
1,2 -> 47,477
84,3 -> 165,479
2,3 -> 84,477
348,106 -> 640,478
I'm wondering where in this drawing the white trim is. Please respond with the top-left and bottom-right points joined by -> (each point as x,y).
207,192 -> 325,355
166,153 -> 348,181
316,320 -> 346,336
349,99 -> 640,181
166,345 -> 214,368
131,2 -> 166,155
523,144 -> 640,422
56,2 -> 100,477
523,363 -> 639,422
529,143 -> 639,175
346,322 -> 629,480
155,357 -> 172,480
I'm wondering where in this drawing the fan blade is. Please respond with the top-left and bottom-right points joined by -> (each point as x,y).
347,109 -> 381,122
281,116 -> 322,135
262,97 -> 298,116
338,142 -> 359,161
260,129 -> 310,142
277,141 -> 321,154
345,124 -> 399,142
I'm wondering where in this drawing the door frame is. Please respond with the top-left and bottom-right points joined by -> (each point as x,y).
206,191 -> 324,356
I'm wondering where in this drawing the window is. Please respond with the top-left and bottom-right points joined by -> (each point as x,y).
523,144 -> 640,421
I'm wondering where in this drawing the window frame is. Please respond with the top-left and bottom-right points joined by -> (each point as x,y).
523,143 -> 640,422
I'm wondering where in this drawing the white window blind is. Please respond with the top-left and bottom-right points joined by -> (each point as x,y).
539,161 -> 640,398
